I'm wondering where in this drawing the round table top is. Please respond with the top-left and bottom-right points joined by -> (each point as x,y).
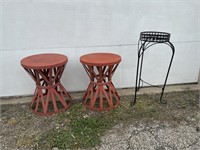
80,53 -> 121,66
21,53 -> 68,69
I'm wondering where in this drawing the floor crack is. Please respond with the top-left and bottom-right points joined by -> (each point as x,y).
126,130 -> 134,150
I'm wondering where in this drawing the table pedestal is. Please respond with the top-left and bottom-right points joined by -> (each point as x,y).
24,64 -> 71,116
82,64 -> 120,111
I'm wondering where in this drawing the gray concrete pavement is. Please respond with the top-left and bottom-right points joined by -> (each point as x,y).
95,121 -> 200,150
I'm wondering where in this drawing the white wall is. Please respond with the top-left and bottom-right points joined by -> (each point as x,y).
1,0 -> 200,97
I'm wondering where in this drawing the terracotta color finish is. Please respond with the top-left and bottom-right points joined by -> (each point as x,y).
80,53 -> 121,111
80,53 -> 121,66
21,53 -> 68,69
21,53 -> 71,116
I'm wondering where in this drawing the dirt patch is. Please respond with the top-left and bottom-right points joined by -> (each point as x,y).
0,90 -> 199,149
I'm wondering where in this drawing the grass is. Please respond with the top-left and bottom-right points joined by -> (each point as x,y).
36,91 -> 199,149
1,90 -> 199,149
38,103 -> 123,149
43,117 -> 107,149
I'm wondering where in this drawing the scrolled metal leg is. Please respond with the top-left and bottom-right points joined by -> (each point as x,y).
160,88 -> 167,104
131,43 -> 145,106
130,55 -> 140,106
159,42 -> 175,104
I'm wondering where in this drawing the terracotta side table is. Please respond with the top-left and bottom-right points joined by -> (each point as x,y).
21,53 -> 72,116
80,53 -> 121,111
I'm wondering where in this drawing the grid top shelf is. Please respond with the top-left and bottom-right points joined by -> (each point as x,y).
140,31 -> 170,43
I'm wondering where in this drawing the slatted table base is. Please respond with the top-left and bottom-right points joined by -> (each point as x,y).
24,65 -> 72,116
82,65 -> 120,111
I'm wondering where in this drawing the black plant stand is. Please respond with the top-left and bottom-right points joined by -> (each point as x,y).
131,31 -> 175,106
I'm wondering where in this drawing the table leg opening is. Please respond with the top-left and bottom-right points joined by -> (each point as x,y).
83,83 -> 120,111
30,83 -> 72,116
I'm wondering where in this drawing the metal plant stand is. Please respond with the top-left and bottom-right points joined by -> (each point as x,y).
131,31 -> 175,106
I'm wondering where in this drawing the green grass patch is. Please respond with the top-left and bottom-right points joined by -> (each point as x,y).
36,91 -> 199,149
38,108 -> 119,149
37,99 -> 161,149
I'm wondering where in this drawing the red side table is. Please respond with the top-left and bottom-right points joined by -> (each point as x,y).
80,53 -> 121,111
21,53 -> 72,116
